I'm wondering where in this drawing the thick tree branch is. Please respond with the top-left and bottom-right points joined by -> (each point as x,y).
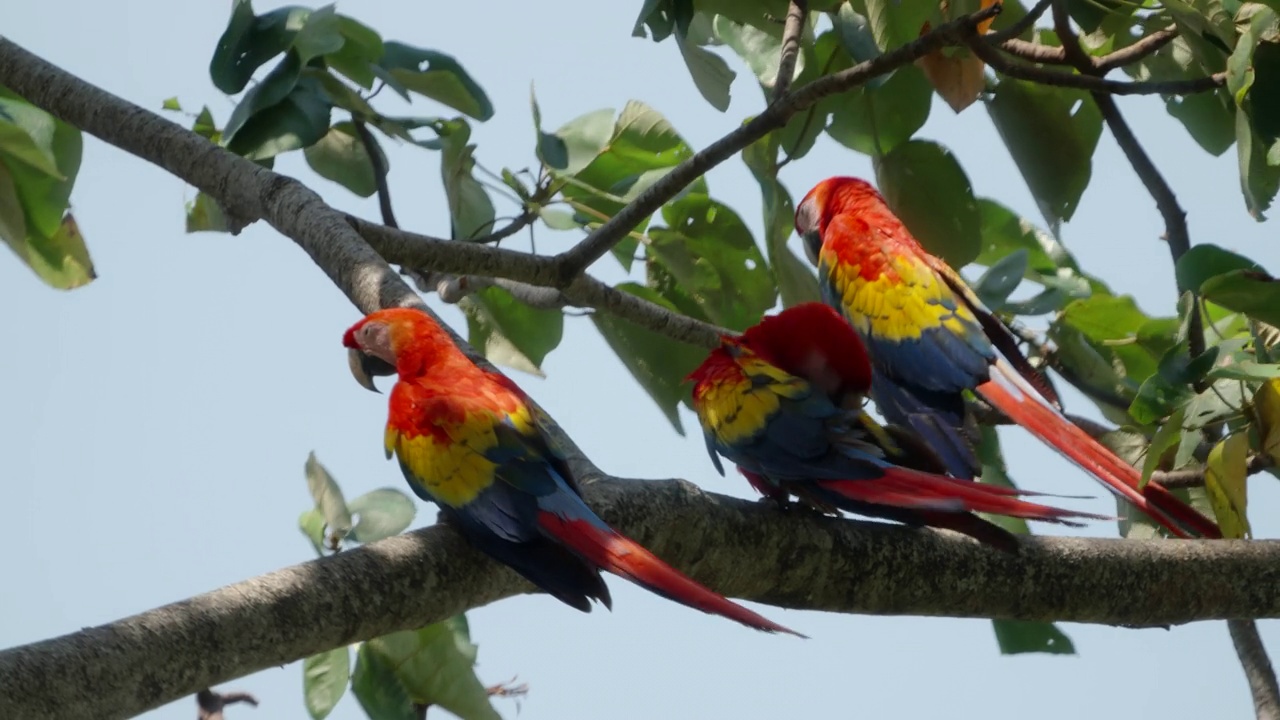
1230,619 -> 1280,720
771,0 -> 807,102
553,2 -> 1003,279
4,476 -> 1280,720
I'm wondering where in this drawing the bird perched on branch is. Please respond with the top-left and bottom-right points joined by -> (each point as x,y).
344,307 -> 801,635
688,302 -> 1111,551
794,176 -> 1220,539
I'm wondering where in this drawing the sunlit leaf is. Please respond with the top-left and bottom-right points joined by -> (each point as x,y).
365,616 -> 500,720
1204,432 -> 1250,538
1255,378 -> 1280,464
459,285 -> 564,376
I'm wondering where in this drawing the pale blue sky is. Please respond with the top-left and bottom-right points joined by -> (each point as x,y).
3,2 -> 1279,719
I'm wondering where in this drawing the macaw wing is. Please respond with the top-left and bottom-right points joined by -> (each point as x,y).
822,214 -> 992,395
925,256 -> 1062,408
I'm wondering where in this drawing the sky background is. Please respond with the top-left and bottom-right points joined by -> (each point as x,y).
4,1 -> 1279,719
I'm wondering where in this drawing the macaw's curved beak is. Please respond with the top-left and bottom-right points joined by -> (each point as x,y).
348,348 -> 396,393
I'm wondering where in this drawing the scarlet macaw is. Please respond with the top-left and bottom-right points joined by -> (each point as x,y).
794,176 -> 1220,539
688,302 -> 1110,551
344,307 -> 800,635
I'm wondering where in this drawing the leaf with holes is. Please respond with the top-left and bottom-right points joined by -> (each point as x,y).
209,0 -> 310,94
591,283 -> 709,434
460,285 -> 564,376
873,139 -> 981,267
365,616 -> 500,720
378,42 -> 494,121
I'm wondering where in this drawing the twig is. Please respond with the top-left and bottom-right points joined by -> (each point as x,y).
1150,454 -> 1274,489
553,2 -> 1004,280
1047,1 -> 1205,359
468,211 -> 536,244
1229,619 -> 1280,720
996,26 -> 1178,72
985,0 -> 1052,44
196,688 -> 258,720
351,117 -> 398,228
968,37 -> 1225,95
771,0 -> 807,102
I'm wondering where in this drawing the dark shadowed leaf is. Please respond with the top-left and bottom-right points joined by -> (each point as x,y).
365,616 -> 500,720
648,193 -> 776,330
435,118 -> 496,240
827,66 -> 931,156
1142,407 -> 1186,487
305,451 -> 352,537
460,285 -> 564,376
352,643 -> 416,720
862,0 -> 933,51
591,283 -> 709,434
972,248 -> 1028,309
226,70 -> 333,161
741,132 -> 821,307
1229,9 -> 1280,219
186,192 -> 229,233
304,121 -> 381,197
209,0 -> 309,94
378,42 -> 494,121
348,488 -> 417,543
873,139 -> 981,267
303,646 -> 350,720
986,78 -> 1102,230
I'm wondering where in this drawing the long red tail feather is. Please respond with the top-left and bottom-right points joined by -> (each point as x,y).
537,513 -> 806,637
820,468 -> 1112,526
979,361 -> 1221,539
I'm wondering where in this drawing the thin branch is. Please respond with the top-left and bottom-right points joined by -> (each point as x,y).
998,38 -> 1069,65
771,0 -> 807,102
4,475 -> 1280,720
351,117 -> 398,228
467,210 -> 536,244
1097,26 -> 1179,72
1046,1 -> 1205,359
985,0 -> 1052,44
1150,454 -> 1274,489
554,2 -> 1004,280
1229,619 -> 1280,720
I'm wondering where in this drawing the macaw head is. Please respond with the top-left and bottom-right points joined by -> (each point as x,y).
794,176 -> 885,266
739,302 -> 873,401
342,307 -> 450,393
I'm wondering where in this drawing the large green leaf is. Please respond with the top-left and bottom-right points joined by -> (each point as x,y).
873,139 -> 981,267
348,488 -> 417,543
827,65 -> 931,157
305,451 -> 352,538
351,643 -> 416,720
303,646 -> 351,720
986,78 -> 1102,230
1175,243 -> 1264,294
209,0 -> 309,94
304,121 -> 381,197
1200,269 -> 1280,326
741,132 -> 821,307
435,118 -> 497,240
323,15 -> 385,89
713,14 -> 803,89
1229,8 -> 1280,219
459,285 -> 565,376
675,25 -> 735,112
861,0 -> 934,51
647,193 -> 776,330
365,616 -> 500,720
226,69 -> 333,161
591,283 -> 709,434
378,42 -> 494,121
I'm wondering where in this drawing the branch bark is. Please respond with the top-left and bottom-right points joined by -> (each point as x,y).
1230,619 -> 1280,720
3,475 -> 1280,720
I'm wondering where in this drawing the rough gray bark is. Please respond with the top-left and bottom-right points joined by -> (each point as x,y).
3,477 -> 1280,720
1230,620 -> 1280,720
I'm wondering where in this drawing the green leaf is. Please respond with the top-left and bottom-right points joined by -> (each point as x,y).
185,192 -> 229,233
1185,377 -> 1249,429
365,616 -> 500,720
1142,406 -> 1186,487
1229,8 -> 1280,218
0,93 -> 84,238
834,2 -> 884,71
741,132 -> 821,307
305,451 -> 352,538
535,105 -> 615,175
992,619 -> 1078,655
873,139 -> 981,267
299,508 -> 326,556
647,194 -> 776,330
348,488 -> 416,543
227,69 -> 333,161
1201,268 -> 1280,326
3,212 -> 95,290
1175,243 -> 1264,294
378,43 -> 494,121
162,97 -> 182,111
972,249 -> 1028,309
1167,90 -> 1237,157
862,0 -> 933,51
986,78 -> 1102,229
713,15 -> 803,89
303,646 -> 351,720
352,643 -> 416,720
209,0 -> 309,94
304,121 -> 381,197
675,34 -> 735,112
459,285 -> 564,376
0,163 -> 25,245
975,198 -> 1082,274
1204,432 -> 1251,538
435,118 -> 496,240
827,65 -> 931,156
293,4 -> 343,63
1205,360 -> 1280,381
324,16 -> 385,89
591,283 -> 709,434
